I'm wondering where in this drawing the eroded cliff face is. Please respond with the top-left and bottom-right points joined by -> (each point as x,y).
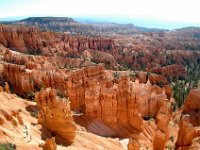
35,88 -> 76,145
5,43 -> 200,150
1,49 -> 170,142
175,115 -> 200,150
2,25 -> 200,75
128,94 -> 171,150
0,84 -> 42,149
0,25 -> 115,55
151,64 -> 186,80
1,25 -> 200,149
40,137 -> 57,150
173,87 -> 200,150
0,83 -> 125,150
128,86 -> 200,150
183,87 -> 200,126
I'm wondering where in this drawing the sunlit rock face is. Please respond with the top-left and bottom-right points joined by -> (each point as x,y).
35,88 -> 76,145
1,24 -> 200,73
175,87 -> 200,150
0,89 -> 24,129
2,55 -> 172,133
1,23 -> 200,150
40,137 -> 57,150
0,25 -> 115,55
175,115 -> 200,150
128,96 -> 171,150
151,64 -> 186,80
66,65 -> 172,150
183,87 -> 200,126
1,42 -> 173,149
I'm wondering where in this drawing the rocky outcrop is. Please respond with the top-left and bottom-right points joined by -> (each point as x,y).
135,71 -> 147,83
3,60 -> 70,96
2,24 -> 200,150
40,137 -> 57,150
0,87 -> 125,150
175,115 -> 200,150
175,87 -> 200,150
0,25 -> 115,55
66,65 -> 172,143
183,87 -> 200,126
0,91 -> 31,147
148,73 -> 169,86
128,95 -> 171,150
151,64 -> 186,80
3,59 -> 171,138
135,71 -> 170,86
3,63 -> 35,96
35,88 -> 76,145
1,46 -> 174,149
4,82 -> 10,93
81,49 -> 116,67
3,48 -> 87,70
0,104 -> 24,128
1,25 -> 200,73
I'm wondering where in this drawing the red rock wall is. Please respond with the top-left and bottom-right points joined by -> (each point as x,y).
183,87 -> 200,126
175,115 -> 200,150
0,25 -> 115,55
3,59 -> 171,135
35,88 -> 76,144
151,64 -> 186,80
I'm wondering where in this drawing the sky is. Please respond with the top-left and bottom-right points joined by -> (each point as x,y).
0,0 -> 200,29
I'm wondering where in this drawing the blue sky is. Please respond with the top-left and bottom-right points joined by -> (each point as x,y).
0,0 -> 200,29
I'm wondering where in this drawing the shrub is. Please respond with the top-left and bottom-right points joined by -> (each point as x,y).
39,82 -> 46,89
34,82 -> 46,92
165,145 -> 173,150
113,72 -> 120,79
143,115 -> 155,121
129,72 -> 136,78
157,81 -> 164,88
30,111 -> 38,118
172,80 -> 187,108
0,143 -> 16,150
58,93 -> 65,98
140,64 -> 147,70
27,91 -> 35,101
169,136 -> 175,142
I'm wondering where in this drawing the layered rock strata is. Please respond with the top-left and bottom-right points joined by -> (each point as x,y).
35,88 -> 76,144
0,25 -> 115,55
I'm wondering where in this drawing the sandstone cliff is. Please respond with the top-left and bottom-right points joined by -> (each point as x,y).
0,25 -> 115,55
175,115 -> 200,150
35,88 -> 76,145
173,87 -> 200,150
151,64 -> 186,80
183,87 -> 200,126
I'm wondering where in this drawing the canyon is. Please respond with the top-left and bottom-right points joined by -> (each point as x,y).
0,21 -> 199,150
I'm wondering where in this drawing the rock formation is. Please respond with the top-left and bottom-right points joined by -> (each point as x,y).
183,87 -> 200,126
3,56 -> 172,138
1,24 -> 200,150
151,64 -> 186,80
4,82 -> 10,93
0,25 -> 115,55
35,88 -> 76,144
0,88 -> 125,149
128,93 -> 171,150
174,87 -> 200,150
65,65 -> 172,150
40,137 -> 57,150
175,115 -> 200,150
1,44 -> 174,149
